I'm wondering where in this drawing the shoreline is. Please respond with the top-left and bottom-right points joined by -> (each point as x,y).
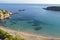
0,26 -> 60,40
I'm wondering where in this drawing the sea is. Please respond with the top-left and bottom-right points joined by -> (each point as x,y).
0,4 -> 60,37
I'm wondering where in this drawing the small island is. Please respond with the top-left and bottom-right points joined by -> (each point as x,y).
43,6 -> 60,11
0,9 -> 12,20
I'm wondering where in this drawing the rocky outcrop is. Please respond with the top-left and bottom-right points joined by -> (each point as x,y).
43,6 -> 60,11
0,9 -> 12,19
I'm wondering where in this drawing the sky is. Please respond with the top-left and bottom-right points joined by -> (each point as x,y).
0,0 -> 60,4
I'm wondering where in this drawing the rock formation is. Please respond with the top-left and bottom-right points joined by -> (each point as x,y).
0,9 -> 12,20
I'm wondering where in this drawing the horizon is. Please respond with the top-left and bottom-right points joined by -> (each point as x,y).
1,3 -> 60,4
0,0 -> 60,4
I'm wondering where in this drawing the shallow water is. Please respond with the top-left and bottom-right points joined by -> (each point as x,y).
0,4 -> 60,37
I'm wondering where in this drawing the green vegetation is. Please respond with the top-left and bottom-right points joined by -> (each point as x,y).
0,29 -> 25,40
0,14 -> 2,17
13,35 -> 25,40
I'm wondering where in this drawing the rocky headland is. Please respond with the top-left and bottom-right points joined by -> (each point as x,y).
43,6 -> 60,11
0,9 -> 12,20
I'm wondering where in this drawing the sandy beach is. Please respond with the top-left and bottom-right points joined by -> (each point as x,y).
0,26 -> 60,40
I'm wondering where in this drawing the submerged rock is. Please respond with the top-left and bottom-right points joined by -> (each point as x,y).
28,19 -> 40,26
12,18 -> 32,21
43,6 -> 60,11
32,22 -> 40,26
18,9 -> 25,11
27,21 -> 33,23
34,27 -> 42,31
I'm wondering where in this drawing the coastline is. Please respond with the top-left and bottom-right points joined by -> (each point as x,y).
0,26 -> 60,40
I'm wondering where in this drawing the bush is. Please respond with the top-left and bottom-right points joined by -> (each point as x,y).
13,35 -> 25,40
0,29 -> 25,40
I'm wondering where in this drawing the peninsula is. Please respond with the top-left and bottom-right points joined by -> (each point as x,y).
43,6 -> 60,11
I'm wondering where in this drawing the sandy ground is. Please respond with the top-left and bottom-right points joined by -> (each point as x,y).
0,26 -> 60,40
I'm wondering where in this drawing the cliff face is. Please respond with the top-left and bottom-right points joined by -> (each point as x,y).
0,9 -> 12,19
43,6 -> 60,11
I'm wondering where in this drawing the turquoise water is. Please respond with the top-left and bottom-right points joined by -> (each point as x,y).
0,4 -> 60,37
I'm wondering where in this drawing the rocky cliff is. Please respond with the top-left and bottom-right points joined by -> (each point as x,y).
0,9 -> 12,19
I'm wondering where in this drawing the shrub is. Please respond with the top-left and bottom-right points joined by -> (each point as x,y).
13,35 -> 25,40
0,29 -> 25,40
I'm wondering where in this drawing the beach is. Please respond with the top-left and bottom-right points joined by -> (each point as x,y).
0,26 -> 60,40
